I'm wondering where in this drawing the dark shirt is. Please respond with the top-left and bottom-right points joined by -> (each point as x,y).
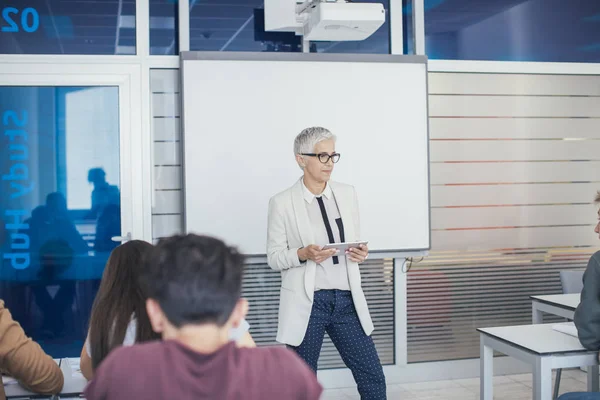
90,183 -> 120,219
84,340 -> 322,400
575,251 -> 600,350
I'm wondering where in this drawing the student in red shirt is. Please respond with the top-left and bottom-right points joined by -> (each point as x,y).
85,234 -> 322,400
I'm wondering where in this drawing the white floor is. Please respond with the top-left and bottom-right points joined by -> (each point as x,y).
321,369 -> 589,399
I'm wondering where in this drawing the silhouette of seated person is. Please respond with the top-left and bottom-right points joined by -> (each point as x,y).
27,193 -> 88,338
32,239 -> 77,338
39,193 -> 89,255
25,206 -> 50,254
86,168 -> 120,220
94,204 -> 121,253
23,194 -> 88,262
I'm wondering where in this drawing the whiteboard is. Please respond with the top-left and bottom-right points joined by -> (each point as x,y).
181,52 -> 430,255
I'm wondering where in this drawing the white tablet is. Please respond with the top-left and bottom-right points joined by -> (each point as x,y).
322,241 -> 368,252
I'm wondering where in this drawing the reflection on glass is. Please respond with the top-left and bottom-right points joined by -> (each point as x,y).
425,0 -> 600,62
190,3 -> 302,52
0,0 -> 136,55
403,0 -> 414,55
150,0 -> 178,55
0,86 -> 120,357
188,1 -> 390,54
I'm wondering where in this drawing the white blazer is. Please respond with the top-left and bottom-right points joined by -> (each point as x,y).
266,178 -> 374,346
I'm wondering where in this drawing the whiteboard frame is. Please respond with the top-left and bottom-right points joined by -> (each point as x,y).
180,51 -> 432,257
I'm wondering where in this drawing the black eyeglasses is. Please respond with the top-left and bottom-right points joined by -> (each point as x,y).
301,152 -> 341,164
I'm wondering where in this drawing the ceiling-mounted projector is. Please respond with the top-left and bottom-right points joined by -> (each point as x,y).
302,2 -> 386,41
264,0 -> 386,42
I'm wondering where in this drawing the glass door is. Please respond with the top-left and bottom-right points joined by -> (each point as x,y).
0,65 -> 143,357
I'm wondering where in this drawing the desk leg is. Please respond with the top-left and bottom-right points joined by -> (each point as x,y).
533,357 -> 551,400
587,365 -> 599,392
532,303 -> 543,324
480,337 -> 493,400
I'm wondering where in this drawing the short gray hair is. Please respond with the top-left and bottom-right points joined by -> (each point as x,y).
293,127 -> 336,155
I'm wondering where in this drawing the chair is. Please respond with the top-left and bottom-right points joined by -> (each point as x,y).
560,271 -> 584,295
554,270 -> 584,400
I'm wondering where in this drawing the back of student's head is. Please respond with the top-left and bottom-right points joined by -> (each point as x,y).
88,240 -> 159,369
140,234 -> 245,328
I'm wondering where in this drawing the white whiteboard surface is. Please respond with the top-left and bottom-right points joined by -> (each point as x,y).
181,53 -> 430,255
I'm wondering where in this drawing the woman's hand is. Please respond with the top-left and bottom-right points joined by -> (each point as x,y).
298,245 -> 339,264
80,341 -> 94,381
347,244 -> 369,263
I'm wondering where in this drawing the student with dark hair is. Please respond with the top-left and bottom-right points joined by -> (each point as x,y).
85,234 -> 322,400
80,239 -> 255,380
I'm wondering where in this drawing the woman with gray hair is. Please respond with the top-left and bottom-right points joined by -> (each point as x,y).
266,127 -> 386,399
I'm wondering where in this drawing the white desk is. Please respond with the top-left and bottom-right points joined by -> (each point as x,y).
531,293 -> 579,323
4,358 -> 86,399
479,324 -> 599,400
59,358 -> 87,397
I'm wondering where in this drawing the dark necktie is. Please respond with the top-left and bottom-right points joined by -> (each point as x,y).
316,196 -> 339,265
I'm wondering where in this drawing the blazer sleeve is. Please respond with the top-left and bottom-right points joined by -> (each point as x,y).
0,301 -> 64,395
267,197 -> 303,271
575,254 -> 600,350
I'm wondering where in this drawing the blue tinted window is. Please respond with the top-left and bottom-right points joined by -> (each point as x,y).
425,0 -> 600,62
190,1 -> 289,52
403,0 -> 414,54
0,0 -> 136,55
190,0 -> 390,53
0,86 -> 120,357
150,0 -> 178,55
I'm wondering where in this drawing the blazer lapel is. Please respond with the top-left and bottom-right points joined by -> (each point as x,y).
330,182 -> 356,242
291,179 -> 316,301
291,178 -> 315,246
